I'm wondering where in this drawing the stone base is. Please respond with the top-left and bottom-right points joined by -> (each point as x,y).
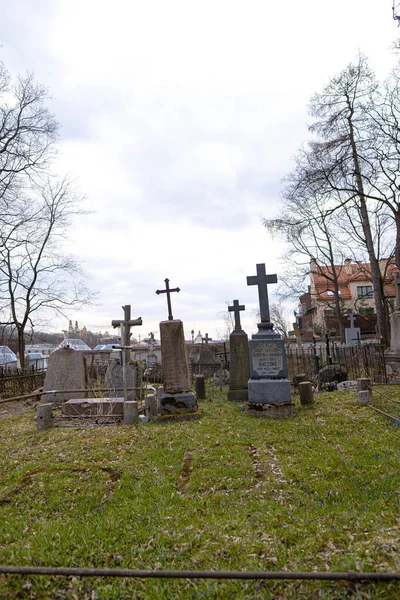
159,391 -> 197,415
153,411 -> 202,423
62,398 -> 124,417
248,378 -> 291,404
246,402 -> 295,418
227,388 -> 248,402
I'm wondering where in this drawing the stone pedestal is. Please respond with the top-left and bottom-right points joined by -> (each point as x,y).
247,330 -> 293,417
159,320 -> 197,415
228,329 -> 250,402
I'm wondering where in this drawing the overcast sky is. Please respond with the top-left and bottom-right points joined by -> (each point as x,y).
0,1 -> 398,342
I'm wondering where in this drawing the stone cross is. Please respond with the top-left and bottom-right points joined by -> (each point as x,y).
202,333 -> 212,345
111,305 -> 143,361
149,332 -> 155,353
246,263 -> 277,329
348,314 -> 356,328
156,278 -> 180,321
228,299 -> 245,331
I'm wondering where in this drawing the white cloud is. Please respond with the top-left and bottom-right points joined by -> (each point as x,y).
0,0 -> 398,341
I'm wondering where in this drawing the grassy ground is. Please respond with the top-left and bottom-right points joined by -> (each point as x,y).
0,386 -> 399,599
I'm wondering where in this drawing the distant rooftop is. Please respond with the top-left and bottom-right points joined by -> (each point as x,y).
56,339 -> 92,351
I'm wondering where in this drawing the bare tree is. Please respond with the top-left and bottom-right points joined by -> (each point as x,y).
0,62 -> 58,200
0,177 -> 94,368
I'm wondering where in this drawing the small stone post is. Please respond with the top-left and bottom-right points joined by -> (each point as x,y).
357,378 -> 372,398
145,394 -> 158,418
298,381 -> 314,407
358,390 -> 371,405
123,401 -> 139,425
195,374 -> 206,400
36,403 -> 53,431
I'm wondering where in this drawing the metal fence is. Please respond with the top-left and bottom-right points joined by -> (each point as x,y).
0,372 -> 46,399
286,344 -> 387,383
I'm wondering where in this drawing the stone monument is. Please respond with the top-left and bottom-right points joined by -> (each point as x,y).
196,333 -> 217,365
246,263 -> 294,417
345,314 -> 361,345
386,274 -> 400,375
156,278 -> 197,415
42,347 -> 92,403
227,299 -> 250,402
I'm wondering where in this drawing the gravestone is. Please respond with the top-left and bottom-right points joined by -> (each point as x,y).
42,347 -> 92,403
156,279 -> 197,415
105,357 -> 137,401
246,264 -> 294,417
196,333 -> 217,365
227,299 -> 250,402
146,332 -> 158,366
345,314 -> 361,346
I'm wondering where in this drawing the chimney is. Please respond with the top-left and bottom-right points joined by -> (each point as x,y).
344,258 -> 352,275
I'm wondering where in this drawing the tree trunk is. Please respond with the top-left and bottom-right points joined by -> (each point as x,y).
17,328 -> 26,370
348,112 -> 388,346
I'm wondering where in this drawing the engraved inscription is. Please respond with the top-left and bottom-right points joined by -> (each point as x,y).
252,341 -> 283,377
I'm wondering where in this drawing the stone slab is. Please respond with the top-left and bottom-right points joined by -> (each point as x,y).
248,378 -> 291,404
42,347 -> 91,402
246,402 -> 295,418
159,391 -> 197,415
62,398 -> 124,417
337,380 -> 358,391
345,327 -> 361,345
227,388 -> 248,402
160,320 -> 191,393
249,338 -> 286,379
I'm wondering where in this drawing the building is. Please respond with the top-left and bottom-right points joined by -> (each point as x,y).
298,259 -> 399,339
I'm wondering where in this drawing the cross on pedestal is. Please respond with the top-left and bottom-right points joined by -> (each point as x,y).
228,299 -> 245,331
155,278 -> 180,321
348,314 -> 356,328
246,263 -> 277,330
111,305 -> 143,360
202,333 -> 212,345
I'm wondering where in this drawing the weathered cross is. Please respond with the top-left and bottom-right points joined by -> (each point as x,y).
246,263 -> 277,329
155,278 -> 180,321
228,299 -> 245,331
202,333 -> 212,345
111,305 -> 143,361
348,314 -> 356,328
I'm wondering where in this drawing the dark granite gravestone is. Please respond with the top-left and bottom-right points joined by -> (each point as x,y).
42,347 -> 92,403
227,299 -> 250,401
246,264 -> 294,417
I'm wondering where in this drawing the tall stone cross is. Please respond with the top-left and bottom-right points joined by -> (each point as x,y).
202,333 -> 212,345
228,299 -> 245,331
111,304 -> 143,360
348,314 -> 356,328
156,278 -> 180,321
247,263 -> 277,330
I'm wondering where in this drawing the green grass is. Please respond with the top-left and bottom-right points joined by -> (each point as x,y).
0,387 -> 400,599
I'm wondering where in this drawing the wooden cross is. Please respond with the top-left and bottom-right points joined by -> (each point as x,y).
155,278 -> 180,321
228,299 -> 245,331
247,263 -> 277,329
111,304 -> 142,360
202,333 -> 212,345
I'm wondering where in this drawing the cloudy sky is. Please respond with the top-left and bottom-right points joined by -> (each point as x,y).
0,1 -> 398,342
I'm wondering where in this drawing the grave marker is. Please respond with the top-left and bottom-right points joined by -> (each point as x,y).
246,263 -> 294,417
227,299 -> 250,402
156,279 -> 197,416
